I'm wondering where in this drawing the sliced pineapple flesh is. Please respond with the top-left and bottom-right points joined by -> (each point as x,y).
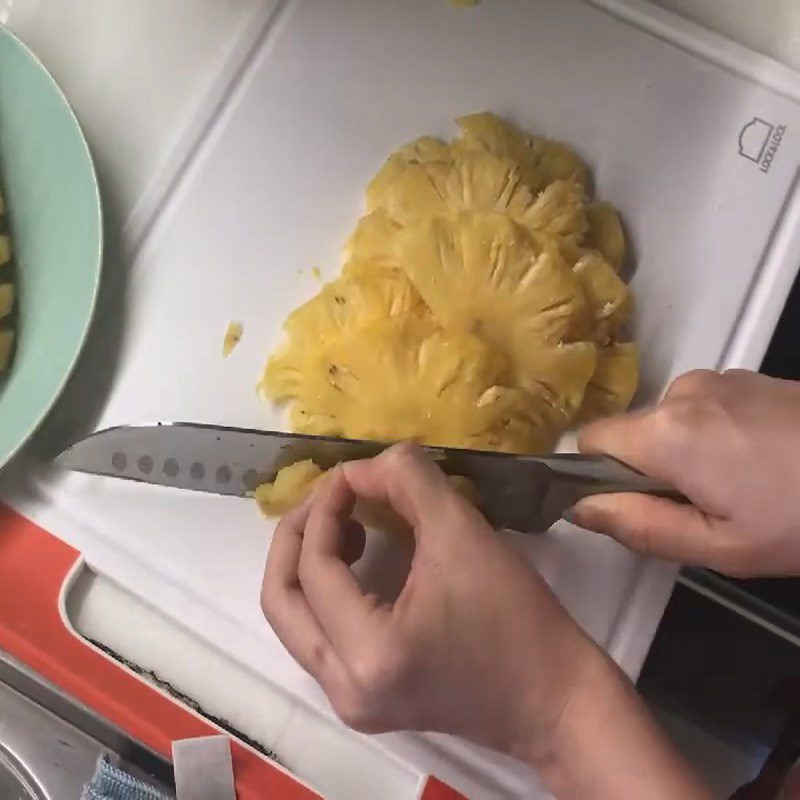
222,321 -> 243,357
259,113 -> 639,513
255,460 -> 324,516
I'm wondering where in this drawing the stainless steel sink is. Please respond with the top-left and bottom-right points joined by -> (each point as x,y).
0,649 -> 172,799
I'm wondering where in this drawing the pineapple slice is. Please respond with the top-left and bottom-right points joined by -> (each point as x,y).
579,342 -> 639,422
285,270 -> 421,343
515,342 -> 598,433
366,136 -> 452,226
262,270 -> 422,400
520,178 -> 587,246
265,315 -> 538,452
345,209 -> 403,268
585,201 -> 626,271
455,112 -> 588,191
366,128 -> 587,256
255,459 -> 324,516
572,252 -> 632,344
436,148 -> 533,218
400,211 -> 582,356
399,212 -> 596,437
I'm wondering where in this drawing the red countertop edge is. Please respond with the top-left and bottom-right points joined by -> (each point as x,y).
0,504 -> 468,800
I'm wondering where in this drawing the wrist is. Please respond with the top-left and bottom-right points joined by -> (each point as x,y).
521,652 -> 712,800
504,628 -> 610,765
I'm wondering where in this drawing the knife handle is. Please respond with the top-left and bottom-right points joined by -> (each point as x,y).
549,455 -> 686,502
536,455 -> 687,530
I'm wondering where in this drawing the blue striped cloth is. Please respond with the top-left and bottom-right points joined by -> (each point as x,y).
81,756 -> 173,800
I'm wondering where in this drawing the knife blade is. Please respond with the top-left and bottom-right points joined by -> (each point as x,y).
55,423 -> 685,532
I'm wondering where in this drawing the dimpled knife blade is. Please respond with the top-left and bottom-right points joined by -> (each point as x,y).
54,423 -> 684,533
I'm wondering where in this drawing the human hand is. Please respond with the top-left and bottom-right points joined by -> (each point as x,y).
260,442 -> 600,759
261,443 -> 710,800
573,369 -> 800,577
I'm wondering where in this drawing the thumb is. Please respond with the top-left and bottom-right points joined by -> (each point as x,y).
571,493 -> 723,567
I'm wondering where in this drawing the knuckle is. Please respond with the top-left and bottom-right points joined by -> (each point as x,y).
333,694 -> 383,733
383,441 -> 424,469
720,368 -> 755,383
349,641 -> 410,697
666,369 -> 720,400
657,395 -> 721,440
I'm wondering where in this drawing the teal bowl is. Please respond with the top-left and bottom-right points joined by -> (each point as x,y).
0,25 -> 102,469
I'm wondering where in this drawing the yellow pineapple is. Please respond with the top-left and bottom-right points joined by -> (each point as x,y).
585,201 -> 626,271
399,211 -> 583,356
520,178 -> 587,248
260,112 -> 640,485
454,112 -> 588,191
285,269 -> 420,342
267,315 -> 539,452
572,252 -> 632,344
344,209 -> 403,269
255,459 -> 324,516
579,342 -> 639,422
262,269 -> 422,400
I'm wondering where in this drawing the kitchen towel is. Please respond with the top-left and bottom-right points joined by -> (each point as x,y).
81,755 -> 173,800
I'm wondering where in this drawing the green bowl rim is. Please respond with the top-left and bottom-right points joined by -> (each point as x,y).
0,22 -> 103,469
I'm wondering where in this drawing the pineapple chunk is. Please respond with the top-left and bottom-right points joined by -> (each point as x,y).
222,321 -> 243,357
0,235 -> 9,266
579,343 -> 639,422
255,460 -> 324,516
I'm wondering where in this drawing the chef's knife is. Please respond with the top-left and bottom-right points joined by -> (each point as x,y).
55,423 -> 685,532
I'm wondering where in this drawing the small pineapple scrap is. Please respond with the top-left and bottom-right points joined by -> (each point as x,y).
261,113 -> 638,461
0,186 -> 14,374
256,459 -> 478,519
222,321 -> 243,357
255,459 -> 323,516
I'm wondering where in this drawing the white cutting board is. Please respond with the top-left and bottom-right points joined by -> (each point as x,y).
7,1 -> 800,796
